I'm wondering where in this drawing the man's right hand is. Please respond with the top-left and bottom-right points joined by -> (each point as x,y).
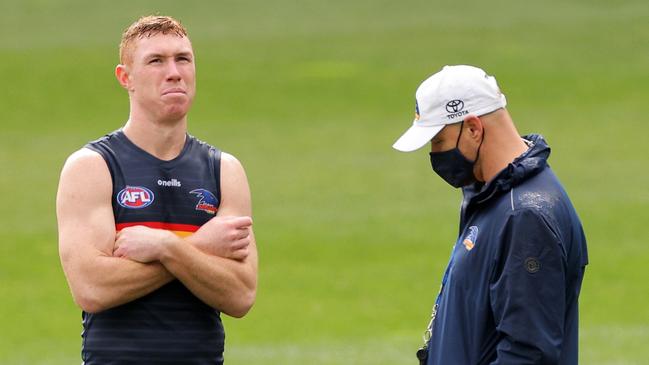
190,216 -> 253,261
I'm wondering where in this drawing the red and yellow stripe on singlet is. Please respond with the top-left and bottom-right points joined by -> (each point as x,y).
115,222 -> 200,237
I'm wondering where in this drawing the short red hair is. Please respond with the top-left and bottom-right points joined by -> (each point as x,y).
119,15 -> 188,65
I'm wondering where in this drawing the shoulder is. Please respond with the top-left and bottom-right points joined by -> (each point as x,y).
59,148 -> 112,191
85,129 -> 122,151
511,170 -> 570,221
57,148 -> 113,218
217,152 -> 251,215
220,152 -> 245,171
185,135 -> 247,186
62,148 -> 108,172
187,134 -> 222,155
220,152 -> 249,188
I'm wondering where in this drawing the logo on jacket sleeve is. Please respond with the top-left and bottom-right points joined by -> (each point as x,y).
463,226 -> 479,251
525,257 -> 541,273
117,186 -> 155,209
189,189 -> 218,215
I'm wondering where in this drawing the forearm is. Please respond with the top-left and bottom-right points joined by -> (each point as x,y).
64,252 -> 174,313
159,237 -> 257,317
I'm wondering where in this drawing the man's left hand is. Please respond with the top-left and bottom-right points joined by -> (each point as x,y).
114,226 -> 175,263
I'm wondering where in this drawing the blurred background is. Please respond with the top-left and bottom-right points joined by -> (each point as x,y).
1,0 -> 647,363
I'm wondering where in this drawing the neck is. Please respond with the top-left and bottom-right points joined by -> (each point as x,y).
122,115 -> 188,161
475,112 -> 529,183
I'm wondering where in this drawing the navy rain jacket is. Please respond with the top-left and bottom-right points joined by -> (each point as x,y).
426,134 -> 588,365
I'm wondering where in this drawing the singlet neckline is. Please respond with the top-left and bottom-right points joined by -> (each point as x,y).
115,129 -> 192,167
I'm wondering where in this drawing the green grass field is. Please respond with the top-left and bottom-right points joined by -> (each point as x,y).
1,0 -> 647,363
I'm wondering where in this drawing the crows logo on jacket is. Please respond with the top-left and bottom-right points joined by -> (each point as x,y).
463,226 -> 479,251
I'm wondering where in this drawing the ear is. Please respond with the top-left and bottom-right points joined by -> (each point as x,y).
463,115 -> 484,143
115,64 -> 131,91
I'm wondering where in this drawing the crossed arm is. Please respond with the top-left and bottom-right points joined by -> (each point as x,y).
57,148 -> 257,317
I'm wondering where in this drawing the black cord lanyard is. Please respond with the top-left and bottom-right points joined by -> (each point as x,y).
416,243 -> 457,365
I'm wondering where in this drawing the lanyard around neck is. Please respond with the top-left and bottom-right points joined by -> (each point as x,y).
422,242 -> 457,345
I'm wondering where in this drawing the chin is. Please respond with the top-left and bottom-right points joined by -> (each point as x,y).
161,102 -> 191,121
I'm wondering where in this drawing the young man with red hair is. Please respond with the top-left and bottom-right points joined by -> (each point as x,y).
57,16 -> 257,364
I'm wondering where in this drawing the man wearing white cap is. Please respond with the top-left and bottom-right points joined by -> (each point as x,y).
393,65 -> 588,364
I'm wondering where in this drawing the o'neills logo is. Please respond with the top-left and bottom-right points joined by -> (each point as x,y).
158,178 -> 182,187
445,99 -> 468,120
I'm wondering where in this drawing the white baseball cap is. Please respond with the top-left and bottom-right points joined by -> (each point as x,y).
392,65 -> 507,152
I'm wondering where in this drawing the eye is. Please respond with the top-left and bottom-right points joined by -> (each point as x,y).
177,56 -> 192,63
148,58 -> 161,64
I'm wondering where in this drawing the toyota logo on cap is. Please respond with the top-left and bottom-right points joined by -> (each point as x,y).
445,100 -> 464,113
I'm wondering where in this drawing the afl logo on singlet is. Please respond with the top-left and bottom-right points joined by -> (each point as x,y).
117,186 -> 155,209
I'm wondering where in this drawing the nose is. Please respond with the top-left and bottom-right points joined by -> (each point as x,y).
166,61 -> 182,82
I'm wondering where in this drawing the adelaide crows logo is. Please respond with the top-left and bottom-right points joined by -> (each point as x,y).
463,226 -> 479,251
189,189 -> 218,215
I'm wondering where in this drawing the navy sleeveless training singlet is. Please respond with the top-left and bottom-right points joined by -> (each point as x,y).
83,129 -> 225,365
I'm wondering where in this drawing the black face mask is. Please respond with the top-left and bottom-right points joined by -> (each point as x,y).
429,122 -> 483,188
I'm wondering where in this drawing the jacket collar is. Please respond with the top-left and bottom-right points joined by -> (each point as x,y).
463,134 -> 551,206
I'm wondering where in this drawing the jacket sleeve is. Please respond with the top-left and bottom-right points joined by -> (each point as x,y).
489,208 -> 566,365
